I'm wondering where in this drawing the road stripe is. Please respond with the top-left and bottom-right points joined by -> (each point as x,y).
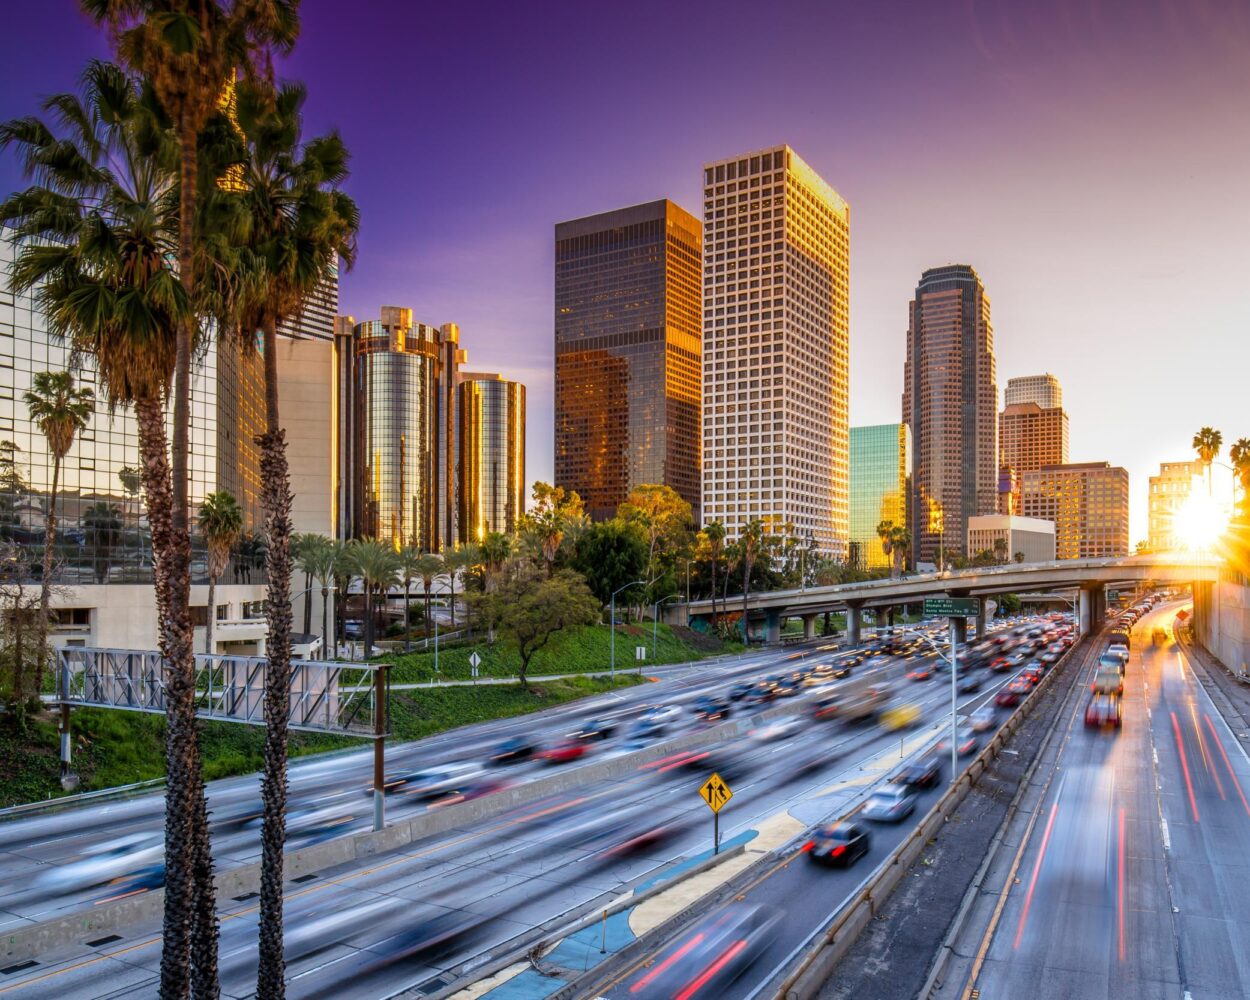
1171,711 -> 1201,823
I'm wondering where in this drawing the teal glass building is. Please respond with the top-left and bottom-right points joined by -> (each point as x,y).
849,424 -> 912,571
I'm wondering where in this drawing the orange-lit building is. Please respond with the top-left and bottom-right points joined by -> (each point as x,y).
999,397 -> 1069,513
1021,461 -> 1129,559
458,374 -> 526,541
1148,460 -> 1204,552
554,200 -> 702,522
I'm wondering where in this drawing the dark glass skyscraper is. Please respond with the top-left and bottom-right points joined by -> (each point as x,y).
902,265 -> 997,566
554,199 -> 702,522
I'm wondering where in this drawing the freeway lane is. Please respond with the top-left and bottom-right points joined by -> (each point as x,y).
588,623 -> 1091,1000
0,622 -> 1045,998
956,604 -> 1250,1000
0,645 -> 808,930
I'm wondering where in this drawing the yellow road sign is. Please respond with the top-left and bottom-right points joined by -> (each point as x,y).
698,772 -> 733,814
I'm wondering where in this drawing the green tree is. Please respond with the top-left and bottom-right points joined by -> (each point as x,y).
570,521 -> 647,606
293,533 -> 329,636
294,535 -> 337,655
1192,426 -> 1223,497
704,520 -> 726,625
475,567 -> 601,686
345,540 -> 398,660
739,520 -> 764,641
414,553 -> 444,640
516,482 -> 584,576
479,531 -> 512,592
197,491 -> 243,656
395,547 -> 425,651
24,370 -> 94,698
992,535 -> 1008,565
1229,437 -> 1250,523
443,546 -> 470,627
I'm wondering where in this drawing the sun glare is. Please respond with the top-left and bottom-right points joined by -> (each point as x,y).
1175,491 -> 1227,551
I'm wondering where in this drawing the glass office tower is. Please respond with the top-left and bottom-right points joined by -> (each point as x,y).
849,424 -> 912,570
554,199 -> 702,522
458,374 -> 525,541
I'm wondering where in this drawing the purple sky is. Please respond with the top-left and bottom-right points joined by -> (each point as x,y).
5,0 -> 1249,545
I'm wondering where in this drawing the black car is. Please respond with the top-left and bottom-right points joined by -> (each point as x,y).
897,756 -> 942,789
956,674 -> 982,694
490,737 -> 535,765
573,718 -> 616,741
728,682 -> 755,702
692,696 -> 732,721
808,822 -> 871,867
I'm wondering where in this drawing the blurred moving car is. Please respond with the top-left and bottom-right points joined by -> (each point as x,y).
33,832 -> 164,892
641,705 -> 681,726
489,737 -> 535,765
1085,693 -> 1122,728
1091,667 -> 1124,696
625,903 -> 783,999
728,682 -> 755,702
936,726 -> 980,757
880,703 -> 920,731
691,696 -> 732,721
752,718 -> 805,742
896,757 -> 941,789
969,705 -> 996,732
538,739 -> 588,764
907,665 -> 934,682
957,674 -> 982,694
807,822 -> 871,867
573,718 -> 617,741
861,783 -> 918,822
379,763 -> 486,799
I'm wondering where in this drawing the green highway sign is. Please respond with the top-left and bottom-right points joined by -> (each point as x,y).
924,597 -> 981,618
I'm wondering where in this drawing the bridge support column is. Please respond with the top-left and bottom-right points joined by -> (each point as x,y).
1078,584 -> 1106,635
766,611 -> 782,645
58,703 -> 77,790
950,615 -> 968,647
875,608 -> 888,634
802,613 -> 817,640
846,601 -> 864,646
974,596 -> 988,639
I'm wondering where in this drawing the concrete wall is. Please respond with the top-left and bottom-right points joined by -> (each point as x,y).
1194,579 -> 1250,677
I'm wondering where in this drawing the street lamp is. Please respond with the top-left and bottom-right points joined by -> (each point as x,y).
652,594 -> 680,662
610,580 -> 646,681
684,559 -> 694,607
889,623 -> 962,781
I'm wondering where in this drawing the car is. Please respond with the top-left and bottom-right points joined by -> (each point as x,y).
34,832 -> 165,891
996,687 -> 1022,708
538,739 -> 588,764
692,696 -> 732,721
775,679 -> 802,698
861,783 -> 918,822
641,705 -> 681,726
627,718 -> 665,741
907,665 -> 934,682
1085,693 -> 1122,728
572,718 -> 617,741
1091,668 -> 1124,696
381,763 -> 486,799
957,674 -> 982,694
811,693 -> 842,721
1022,668 -> 1044,687
808,822 -> 872,866
880,703 -> 920,730
936,726 -> 980,756
751,718 -> 805,742
728,682 -> 755,702
489,737 -> 535,765
896,757 -> 942,789
969,705 -> 996,732
747,682 -> 777,703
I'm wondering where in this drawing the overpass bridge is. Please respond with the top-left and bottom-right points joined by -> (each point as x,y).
668,554 -> 1222,645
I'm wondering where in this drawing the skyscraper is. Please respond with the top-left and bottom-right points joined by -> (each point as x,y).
1004,373 -> 1062,409
849,424 -> 911,570
1148,460 -> 1204,552
902,265 -> 997,565
999,398 -> 1069,512
1021,461 -> 1129,559
701,145 -> 850,554
554,200 -> 702,522
337,307 -> 445,551
458,374 -> 526,541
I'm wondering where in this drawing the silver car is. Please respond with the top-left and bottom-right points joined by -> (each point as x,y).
861,783 -> 918,823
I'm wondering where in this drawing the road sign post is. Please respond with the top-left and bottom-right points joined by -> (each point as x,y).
698,772 -> 733,855
469,651 -> 481,684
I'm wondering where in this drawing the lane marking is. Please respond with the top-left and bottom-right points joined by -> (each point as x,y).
1190,703 -> 1225,799
1160,818 -> 1170,851
1204,713 -> 1250,819
1012,800 -> 1059,950
1171,712 -> 1201,823
1117,807 -> 1126,963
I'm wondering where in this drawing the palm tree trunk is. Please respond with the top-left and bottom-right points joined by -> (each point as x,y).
742,560 -> 751,644
364,585 -> 374,659
302,568 -> 313,636
34,454 -> 61,702
404,581 -> 411,653
710,555 -> 717,629
138,394 -> 208,1000
423,584 -> 431,641
321,587 -> 330,658
257,317 -> 294,1000
448,573 -> 456,627
205,573 -> 216,657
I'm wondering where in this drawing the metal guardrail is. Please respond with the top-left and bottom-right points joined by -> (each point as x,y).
56,647 -> 383,737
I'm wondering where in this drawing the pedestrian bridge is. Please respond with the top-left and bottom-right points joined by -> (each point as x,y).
670,554 -> 1224,643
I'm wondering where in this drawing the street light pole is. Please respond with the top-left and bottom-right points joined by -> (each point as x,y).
653,594 -> 679,661
889,623 -> 961,783
610,579 -> 646,681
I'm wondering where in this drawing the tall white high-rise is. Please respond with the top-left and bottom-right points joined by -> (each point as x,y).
700,145 -> 850,555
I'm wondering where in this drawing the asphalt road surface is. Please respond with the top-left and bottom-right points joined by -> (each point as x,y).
955,603 -> 1250,1000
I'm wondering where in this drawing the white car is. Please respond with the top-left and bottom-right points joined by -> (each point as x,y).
751,718 -> 805,743
34,832 -> 164,891
641,705 -> 682,726
969,705 -> 996,732
386,763 -> 485,799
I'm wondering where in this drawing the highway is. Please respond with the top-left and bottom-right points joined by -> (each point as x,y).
947,602 -> 1250,1000
0,618 -> 1060,999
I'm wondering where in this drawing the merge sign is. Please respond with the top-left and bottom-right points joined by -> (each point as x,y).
924,597 -> 980,618
698,772 -> 733,814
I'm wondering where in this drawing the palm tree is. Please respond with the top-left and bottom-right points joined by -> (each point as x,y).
415,553 -> 444,639
456,543 -> 482,633
479,532 -> 512,593
197,491 -> 243,656
705,520 -> 725,627
443,546 -> 470,627
346,540 -> 398,660
212,78 -> 357,997
296,538 -> 338,657
328,539 -> 352,651
1193,427 -> 1223,497
740,520 -> 764,642
396,546 -> 422,652
0,62 -> 217,992
992,535 -> 1008,565
84,503 -> 123,584
293,533 -> 329,636
24,370 -> 94,694
889,525 -> 911,577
